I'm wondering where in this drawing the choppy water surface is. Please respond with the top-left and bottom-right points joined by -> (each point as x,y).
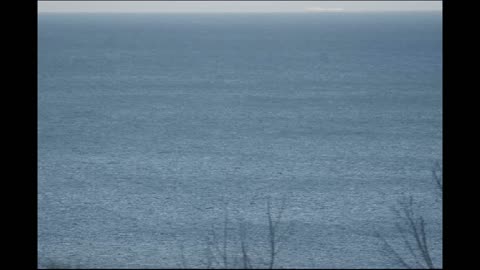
38,13 -> 442,268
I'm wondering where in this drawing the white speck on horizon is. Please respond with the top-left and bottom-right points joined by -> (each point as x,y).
304,7 -> 346,13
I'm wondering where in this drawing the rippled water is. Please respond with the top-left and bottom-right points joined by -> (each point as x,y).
38,13 -> 442,268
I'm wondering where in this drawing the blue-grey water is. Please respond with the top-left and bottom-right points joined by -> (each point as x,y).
38,13 -> 442,268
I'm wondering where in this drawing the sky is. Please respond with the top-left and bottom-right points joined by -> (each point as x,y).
38,1 -> 443,13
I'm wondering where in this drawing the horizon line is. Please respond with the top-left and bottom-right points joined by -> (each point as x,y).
37,10 -> 443,14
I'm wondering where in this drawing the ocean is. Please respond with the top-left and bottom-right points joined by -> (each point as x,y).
38,13 -> 442,268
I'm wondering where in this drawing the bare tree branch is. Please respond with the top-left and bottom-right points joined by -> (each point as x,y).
189,196 -> 294,269
432,161 -> 443,192
375,231 -> 412,269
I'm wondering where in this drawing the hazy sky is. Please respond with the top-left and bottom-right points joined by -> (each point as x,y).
38,1 -> 442,13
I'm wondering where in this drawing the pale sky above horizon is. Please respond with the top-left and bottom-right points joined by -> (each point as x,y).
38,1 -> 442,13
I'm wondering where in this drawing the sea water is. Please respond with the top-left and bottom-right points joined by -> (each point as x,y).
38,13 -> 442,268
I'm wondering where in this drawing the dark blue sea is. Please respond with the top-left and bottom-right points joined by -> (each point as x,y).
38,13 -> 442,268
